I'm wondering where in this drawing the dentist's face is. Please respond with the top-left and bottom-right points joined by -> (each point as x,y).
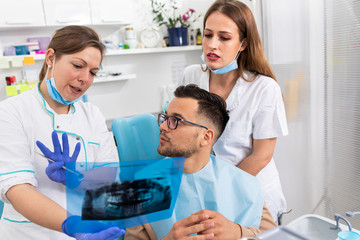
202,11 -> 241,70
51,47 -> 101,101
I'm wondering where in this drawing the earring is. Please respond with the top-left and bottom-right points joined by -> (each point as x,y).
48,65 -> 51,68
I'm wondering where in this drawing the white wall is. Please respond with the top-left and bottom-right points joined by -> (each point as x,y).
87,49 -> 202,121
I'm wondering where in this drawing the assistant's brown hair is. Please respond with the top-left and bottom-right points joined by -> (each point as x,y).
39,25 -> 105,81
203,0 -> 276,82
174,84 -> 229,140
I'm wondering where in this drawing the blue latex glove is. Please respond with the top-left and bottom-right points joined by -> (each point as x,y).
36,131 -> 82,186
62,216 -> 126,240
74,228 -> 125,240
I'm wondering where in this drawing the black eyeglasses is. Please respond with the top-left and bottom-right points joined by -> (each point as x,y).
158,113 -> 208,130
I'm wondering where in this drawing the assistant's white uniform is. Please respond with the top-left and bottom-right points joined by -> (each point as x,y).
0,85 -> 116,239
180,65 -> 289,221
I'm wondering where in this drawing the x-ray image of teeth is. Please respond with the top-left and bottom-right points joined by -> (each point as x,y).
81,177 -> 171,220
66,158 -> 185,231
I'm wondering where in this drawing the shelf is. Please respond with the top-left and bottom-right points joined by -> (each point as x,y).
0,54 -> 45,61
93,73 -> 136,83
0,46 -> 202,62
105,45 -> 202,55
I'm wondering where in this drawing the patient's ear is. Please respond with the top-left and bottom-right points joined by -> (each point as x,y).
200,129 -> 215,147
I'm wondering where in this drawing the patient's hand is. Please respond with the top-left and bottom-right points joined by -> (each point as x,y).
195,210 -> 241,240
163,213 -> 215,240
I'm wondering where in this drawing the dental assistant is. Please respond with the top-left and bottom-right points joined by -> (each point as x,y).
179,0 -> 289,222
0,25 -> 124,239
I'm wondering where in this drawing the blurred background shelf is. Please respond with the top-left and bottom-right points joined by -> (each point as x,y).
93,74 -> 136,83
1,46 -> 202,61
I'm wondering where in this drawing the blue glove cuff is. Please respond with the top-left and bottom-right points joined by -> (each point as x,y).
66,170 -> 83,189
62,216 -> 77,237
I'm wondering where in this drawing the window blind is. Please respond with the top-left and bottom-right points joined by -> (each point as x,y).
324,0 -> 360,227
262,0 -> 360,227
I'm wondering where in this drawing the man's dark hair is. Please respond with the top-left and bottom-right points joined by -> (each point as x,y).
174,84 -> 229,140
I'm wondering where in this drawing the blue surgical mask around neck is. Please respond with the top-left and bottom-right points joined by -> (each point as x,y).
201,39 -> 244,75
45,56 -> 80,105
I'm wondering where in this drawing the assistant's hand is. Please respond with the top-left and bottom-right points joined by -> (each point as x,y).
163,213 -> 215,240
196,210 -> 241,240
62,216 -> 126,240
36,130 -> 81,185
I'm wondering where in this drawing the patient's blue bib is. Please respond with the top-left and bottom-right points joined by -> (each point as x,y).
151,155 -> 264,239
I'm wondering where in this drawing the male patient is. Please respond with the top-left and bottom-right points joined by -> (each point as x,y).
125,84 -> 275,240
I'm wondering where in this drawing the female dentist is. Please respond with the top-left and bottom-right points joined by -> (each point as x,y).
180,0 -> 289,222
0,25 -> 125,239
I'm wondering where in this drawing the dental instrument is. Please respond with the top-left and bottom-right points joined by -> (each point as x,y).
36,152 -> 84,180
331,213 -> 352,231
346,212 -> 360,218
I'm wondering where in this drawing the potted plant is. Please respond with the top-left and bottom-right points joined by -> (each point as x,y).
151,0 -> 200,46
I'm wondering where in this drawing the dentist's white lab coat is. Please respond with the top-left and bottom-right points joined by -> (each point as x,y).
0,85 -> 116,239
180,65 -> 289,221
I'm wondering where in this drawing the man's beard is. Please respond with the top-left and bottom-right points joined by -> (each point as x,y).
158,133 -> 198,158
158,145 -> 196,158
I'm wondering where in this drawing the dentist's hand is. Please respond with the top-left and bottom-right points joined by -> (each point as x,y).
62,216 -> 126,240
74,228 -> 126,240
36,130 -> 82,186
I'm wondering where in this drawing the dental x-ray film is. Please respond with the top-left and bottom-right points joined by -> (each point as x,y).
65,157 -> 185,233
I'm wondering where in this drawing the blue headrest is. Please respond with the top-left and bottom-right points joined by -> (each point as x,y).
112,113 -> 164,161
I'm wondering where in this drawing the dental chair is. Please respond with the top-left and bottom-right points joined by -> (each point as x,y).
111,113 -> 165,161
